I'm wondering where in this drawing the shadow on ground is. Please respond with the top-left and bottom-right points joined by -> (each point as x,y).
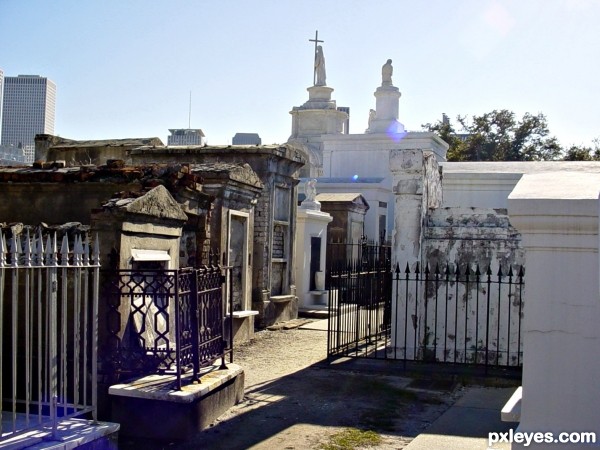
118,359 -> 454,450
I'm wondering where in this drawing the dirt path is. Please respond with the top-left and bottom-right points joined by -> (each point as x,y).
120,320 -> 461,449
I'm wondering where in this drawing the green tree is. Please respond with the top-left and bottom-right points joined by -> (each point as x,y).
422,118 -> 466,161
563,139 -> 600,161
424,110 -> 562,162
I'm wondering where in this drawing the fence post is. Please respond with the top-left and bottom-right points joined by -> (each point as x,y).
0,232 -> 6,435
190,270 -> 200,382
45,233 -> 59,437
92,235 -> 100,422
219,265 -> 230,370
227,265 -> 233,366
517,266 -> 524,366
174,270 -> 182,390
10,234 -> 20,432
60,235 -> 69,418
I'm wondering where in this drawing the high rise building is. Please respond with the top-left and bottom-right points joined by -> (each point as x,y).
0,69 -> 4,142
1,75 -> 56,163
167,128 -> 205,146
232,133 -> 261,145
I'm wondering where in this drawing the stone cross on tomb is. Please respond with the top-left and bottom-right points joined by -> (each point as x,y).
309,30 -> 324,85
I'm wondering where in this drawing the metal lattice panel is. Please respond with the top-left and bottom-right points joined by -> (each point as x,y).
101,265 -> 229,390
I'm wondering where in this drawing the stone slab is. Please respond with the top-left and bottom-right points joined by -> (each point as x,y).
298,318 -> 329,331
110,365 -> 244,440
0,418 -> 119,450
109,363 -> 242,403
405,387 -> 514,450
298,307 -> 329,320
501,386 -> 522,422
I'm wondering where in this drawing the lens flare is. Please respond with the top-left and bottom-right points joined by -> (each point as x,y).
386,124 -> 407,143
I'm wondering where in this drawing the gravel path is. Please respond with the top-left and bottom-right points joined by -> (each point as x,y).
121,319 -> 461,449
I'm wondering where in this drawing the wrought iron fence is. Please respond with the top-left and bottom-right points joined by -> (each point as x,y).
390,262 -> 524,369
102,265 -> 231,390
327,255 -> 525,373
0,231 -> 100,443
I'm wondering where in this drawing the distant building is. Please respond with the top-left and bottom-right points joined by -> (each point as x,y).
442,112 -> 469,141
0,144 -> 26,165
232,133 -> 261,145
0,69 -> 4,142
167,128 -> 206,146
337,106 -> 350,134
0,75 -> 56,163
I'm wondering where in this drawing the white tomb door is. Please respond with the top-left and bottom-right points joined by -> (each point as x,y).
227,211 -> 250,312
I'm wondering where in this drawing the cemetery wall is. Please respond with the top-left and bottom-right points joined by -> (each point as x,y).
424,206 -> 524,271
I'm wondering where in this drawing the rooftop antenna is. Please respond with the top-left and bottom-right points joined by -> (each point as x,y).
188,91 -> 192,129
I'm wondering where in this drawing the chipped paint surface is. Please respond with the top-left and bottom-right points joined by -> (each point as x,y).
391,148 -> 524,365
424,207 -> 524,272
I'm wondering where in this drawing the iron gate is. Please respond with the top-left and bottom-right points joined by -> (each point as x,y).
326,241 -> 392,358
327,252 -> 525,372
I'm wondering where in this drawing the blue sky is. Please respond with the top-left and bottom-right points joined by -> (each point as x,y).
1,0 -> 598,147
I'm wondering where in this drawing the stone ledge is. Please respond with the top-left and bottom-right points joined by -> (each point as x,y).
0,418 -> 119,450
231,310 -> 259,319
109,364 -> 244,440
270,294 -> 295,303
109,363 -> 242,404
501,386 -> 522,422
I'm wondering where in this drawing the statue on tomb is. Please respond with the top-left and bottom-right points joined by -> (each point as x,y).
368,109 -> 376,127
315,45 -> 326,86
305,178 -> 318,202
382,59 -> 393,86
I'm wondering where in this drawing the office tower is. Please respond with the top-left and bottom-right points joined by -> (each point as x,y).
167,128 -> 206,146
232,133 -> 261,145
0,69 -> 4,141
1,75 -> 56,163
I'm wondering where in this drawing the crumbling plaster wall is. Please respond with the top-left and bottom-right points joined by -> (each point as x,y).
424,207 -> 524,271
391,149 -> 525,365
390,148 -> 524,270
390,149 -> 442,269
420,206 -> 525,365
